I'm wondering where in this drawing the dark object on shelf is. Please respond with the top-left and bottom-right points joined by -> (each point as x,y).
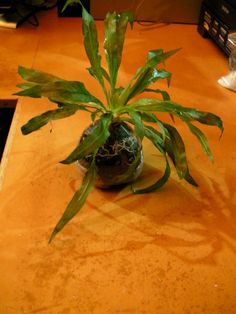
90,0 -> 202,24
198,0 -> 236,56
0,0 -> 13,14
57,0 -> 89,17
0,100 -> 16,162
0,1 -> 39,28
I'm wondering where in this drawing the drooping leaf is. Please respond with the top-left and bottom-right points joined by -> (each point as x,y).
179,111 -> 224,135
163,123 -> 188,179
49,157 -> 97,243
61,113 -> 112,164
21,104 -> 82,135
127,98 -> 181,112
159,122 -> 196,185
140,112 -> 167,142
142,123 -> 197,186
185,120 -> 213,161
18,66 -> 62,84
143,125 -> 165,154
121,116 -> 165,151
132,156 -> 171,194
15,80 -> 105,109
128,99 -> 224,134
104,11 -> 133,89
143,88 -> 170,101
183,169 -> 198,186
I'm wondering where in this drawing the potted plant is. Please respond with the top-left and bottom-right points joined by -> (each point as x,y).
15,0 -> 223,242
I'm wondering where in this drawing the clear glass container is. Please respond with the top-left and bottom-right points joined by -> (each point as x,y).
228,32 -> 236,71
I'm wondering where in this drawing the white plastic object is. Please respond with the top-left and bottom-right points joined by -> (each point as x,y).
218,33 -> 236,92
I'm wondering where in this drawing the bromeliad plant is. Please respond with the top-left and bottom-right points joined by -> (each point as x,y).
15,0 -> 223,242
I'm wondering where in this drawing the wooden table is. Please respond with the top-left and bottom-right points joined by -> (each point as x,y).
1,8 -> 236,314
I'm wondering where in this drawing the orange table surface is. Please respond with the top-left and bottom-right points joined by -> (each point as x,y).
0,9 -> 236,314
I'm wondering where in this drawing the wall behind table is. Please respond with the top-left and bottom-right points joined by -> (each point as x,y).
90,0 -> 202,23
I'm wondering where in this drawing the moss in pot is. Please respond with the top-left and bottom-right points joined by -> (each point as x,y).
15,0 -> 223,242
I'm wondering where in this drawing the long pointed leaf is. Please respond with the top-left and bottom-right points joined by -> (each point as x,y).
21,104 -> 82,135
147,48 -> 181,64
104,11 -> 133,89
49,158 -> 97,243
15,80 -> 105,109
81,4 -> 105,89
132,156 -> 171,194
18,66 -> 62,83
127,69 -> 171,101
128,99 -> 224,133
144,88 -> 170,101
61,113 -> 112,164
144,125 -> 165,154
16,82 -> 37,90
119,49 -> 178,105
87,66 -> 111,83
160,123 -> 197,186
127,109 -> 144,140
185,121 -> 213,161
140,112 -> 167,141
163,123 -> 188,179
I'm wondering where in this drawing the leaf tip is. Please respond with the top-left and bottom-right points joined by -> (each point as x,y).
18,65 -> 24,74
48,230 -> 57,244
59,159 -> 69,165
21,125 -> 29,135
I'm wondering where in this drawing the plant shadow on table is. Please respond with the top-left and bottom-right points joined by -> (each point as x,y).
86,158 -> 236,265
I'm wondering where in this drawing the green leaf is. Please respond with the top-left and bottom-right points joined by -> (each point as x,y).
18,66 -> 62,84
163,123 -> 188,179
180,111 -> 224,135
144,125 -> 165,154
160,123 -> 197,186
61,0 -> 81,12
144,122 -> 197,186
128,98 -> 224,133
147,48 -> 181,63
90,110 -> 100,122
119,49 -> 177,105
49,157 -> 97,243
21,104 -> 81,135
127,98 -> 180,112
87,67 -> 110,83
144,88 -> 170,101
15,80 -> 105,109
127,69 -> 171,101
185,120 -> 213,161
127,109 -> 144,140
81,4 -> 105,89
132,156 -> 171,194
140,112 -> 167,142
61,113 -> 112,164
104,11 -> 133,89
16,82 -> 37,90
183,170 -> 198,187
